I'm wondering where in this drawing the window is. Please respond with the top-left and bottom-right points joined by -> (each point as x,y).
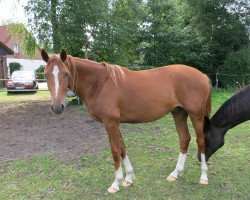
13,44 -> 19,53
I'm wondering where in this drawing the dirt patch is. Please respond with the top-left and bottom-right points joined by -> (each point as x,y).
0,100 -> 108,162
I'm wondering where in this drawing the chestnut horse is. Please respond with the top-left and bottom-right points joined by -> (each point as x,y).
41,49 -> 211,193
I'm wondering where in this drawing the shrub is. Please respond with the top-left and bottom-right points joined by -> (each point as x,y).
127,65 -> 155,71
9,62 -> 21,74
218,47 -> 250,88
36,65 -> 45,81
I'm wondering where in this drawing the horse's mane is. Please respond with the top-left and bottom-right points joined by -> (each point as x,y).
211,85 -> 250,128
102,62 -> 126,86
67,56 -> 126,87
66,55 -> 78,92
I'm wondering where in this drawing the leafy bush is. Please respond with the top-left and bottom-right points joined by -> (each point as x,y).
127,65 -> 155,71
9,62 -> 21,74
218,47 -> 250,88
36,65 -> 45,81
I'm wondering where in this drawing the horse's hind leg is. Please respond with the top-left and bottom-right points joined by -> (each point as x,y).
119,134 -> 135,187
190,114 -> 208,185
167,107 -> 190,182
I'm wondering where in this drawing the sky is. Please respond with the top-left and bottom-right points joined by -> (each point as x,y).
0,0 -> 28,25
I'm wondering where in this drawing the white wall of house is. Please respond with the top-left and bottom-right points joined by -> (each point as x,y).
7,58 -> 45,76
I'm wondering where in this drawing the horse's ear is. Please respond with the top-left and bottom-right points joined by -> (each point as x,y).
41,49 -> 49,62
60,49 -> 67,62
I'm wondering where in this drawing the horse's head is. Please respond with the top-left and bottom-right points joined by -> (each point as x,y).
41,49 -> 70,114
204,117 -> 226,161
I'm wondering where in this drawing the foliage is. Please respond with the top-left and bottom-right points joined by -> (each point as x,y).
9,62 -> 21,74
24,0 -> 62,53
8,23 -> 38,58
218,47 -> 250,88
128,65 -> 154,71
185,0 -> 249,67
91,0 -> 143,65
36,65 -> 45,80
22,0 -> 250,87
59,0 -> 109,58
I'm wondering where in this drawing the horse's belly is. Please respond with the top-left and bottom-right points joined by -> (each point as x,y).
120,102 -> 173,123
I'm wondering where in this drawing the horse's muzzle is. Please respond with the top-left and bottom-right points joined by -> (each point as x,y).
51,104 -> 64,114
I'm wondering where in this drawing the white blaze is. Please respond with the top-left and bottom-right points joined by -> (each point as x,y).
52,65 -> 59,97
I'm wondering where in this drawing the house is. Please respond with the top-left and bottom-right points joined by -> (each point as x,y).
0,40 -> 14,88
0,25 -> 45,88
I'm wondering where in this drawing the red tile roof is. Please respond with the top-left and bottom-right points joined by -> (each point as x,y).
0,40 -> 14,55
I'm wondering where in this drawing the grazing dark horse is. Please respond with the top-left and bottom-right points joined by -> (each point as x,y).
41,49 -> 211,193
204,84 -> 250,160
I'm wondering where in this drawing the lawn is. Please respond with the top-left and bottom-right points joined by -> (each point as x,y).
0,91 -> 249,199
0,90 -> 51,102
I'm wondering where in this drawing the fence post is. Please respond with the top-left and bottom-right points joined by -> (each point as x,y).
215,70 -> 219,90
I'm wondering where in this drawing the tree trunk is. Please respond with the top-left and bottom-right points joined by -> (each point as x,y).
51,0 -> 61,52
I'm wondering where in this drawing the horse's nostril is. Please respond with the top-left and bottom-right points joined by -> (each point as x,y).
51,104 -> 64,114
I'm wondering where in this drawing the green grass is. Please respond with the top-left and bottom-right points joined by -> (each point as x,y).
0,90 -> 51,102
0,91 -> 249,199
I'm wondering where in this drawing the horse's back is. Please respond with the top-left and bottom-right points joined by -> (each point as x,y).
123,64 -> 210,98
113,65 -> 210,122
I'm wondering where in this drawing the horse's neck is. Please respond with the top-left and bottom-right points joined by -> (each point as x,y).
211,87 -> 250,131
215,110 -> 250,131
68,57 -> 106,99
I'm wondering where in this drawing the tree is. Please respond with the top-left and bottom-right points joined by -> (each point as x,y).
8,23 -> 38,58
91,0 -> 143,65
138,0 -> 249,86
185,0 -> 250,66
59,0 -> 109,57
23,0 -> 249,88
25,0 -> 144,64
139,0 -> 211,71
218,46 -> 250,88
25,0 -> 63,52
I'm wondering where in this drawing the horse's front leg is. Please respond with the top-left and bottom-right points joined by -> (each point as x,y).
119,136 -> 135,187
104,120 -> 124,193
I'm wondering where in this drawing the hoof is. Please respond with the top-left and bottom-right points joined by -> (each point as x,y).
122,180 -> 133,187
199,179 -> 208,185
107,187 -> 119,193
167,176 -> 177,182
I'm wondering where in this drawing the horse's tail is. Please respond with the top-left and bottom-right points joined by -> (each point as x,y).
203,86 -> 211,131
205,89 -> 211,118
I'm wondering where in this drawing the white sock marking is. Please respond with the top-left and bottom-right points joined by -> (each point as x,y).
52,65 -> 59,97
123,155 -> 134,183
110,165 -> 123,191
200,153 -> 208,181
169,153 -> 187,178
